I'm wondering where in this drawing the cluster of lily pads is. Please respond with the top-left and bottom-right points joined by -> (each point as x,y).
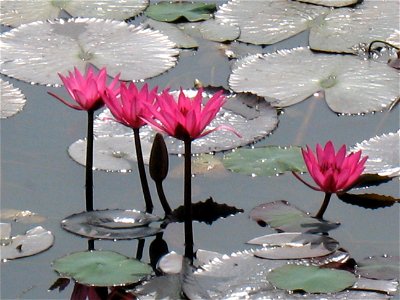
1,0 -> 399,299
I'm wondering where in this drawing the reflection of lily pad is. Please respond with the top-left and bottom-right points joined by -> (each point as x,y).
351,131 -> 400,178
53,250 -> 152,286
229,47 -> 400,114
223,146 -> 306,176
249,200 -> 340,233
295,0 -> 358,7
61,209 -> 161,240
68,135 -> 151,172
356,255 -> 400,281
145,2 -> 216,22
0,79 -> 27,119
1,226 -> 54,260
0,0 -> 149,27
267,265 -> 357,293
0,18 -> 178,85
309,0 -> 399,53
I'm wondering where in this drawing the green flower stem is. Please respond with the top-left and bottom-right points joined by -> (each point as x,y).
184,139 -> 194,264
315,192 -> 332,219
85,110 -> 94,212
133,128 -> 153,214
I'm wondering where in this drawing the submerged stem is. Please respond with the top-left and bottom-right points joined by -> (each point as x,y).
184,139 -> 194,264
315,192 -> 332,219
85,110 -> 94,212
133,128 -> 153,213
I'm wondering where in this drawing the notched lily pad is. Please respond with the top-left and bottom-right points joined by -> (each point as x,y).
0,18 -> 178,85
351,131 -> 400,178
61,209 -> 161,240
0,79 -> 27,119
53,250 -> 152,287
223,146 -> 306,176
356,255 -> 400,281
145,2 -> 216,22
249,200 -> 340,234
267,264 -> 357,293
1,225 -> 54,260
229,47 -> 400,114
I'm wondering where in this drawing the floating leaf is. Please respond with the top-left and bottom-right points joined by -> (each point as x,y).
249,200 -> 340,234
0,208 -> 46,223
0,223 -> 11,240
215,0 -> 328,45
68,135 -> 150,172
199,19 -> 240,43
53,250 -> 152,286
354,174 -> 393,189
267,265 -> 357,293
356,255 -> 400,281
192,154 -> 226,176
229,47 -> 400,114
351,131 -> 400,177
61,209 -> 161,240
294,0 -> 358,7
352,277 -> 399,295
0,79 -> 27,119
1,226 -> 54,260
94,90 -> 278,155
309,0 -> 399,53
0,18 -> 178,85
145,2 -> 216,22
337,193 -> 399,209
223,146 -> 306,176
0,0 -> 149,27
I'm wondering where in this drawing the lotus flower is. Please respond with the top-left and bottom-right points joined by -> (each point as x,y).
49,66 -> 119,111
143,88 -> 239,141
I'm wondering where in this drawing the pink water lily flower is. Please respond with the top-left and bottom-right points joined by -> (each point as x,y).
102,82 -> 158,129
295,141 -> 368,193
143,88 -> 240,141
49,66 -> 119,111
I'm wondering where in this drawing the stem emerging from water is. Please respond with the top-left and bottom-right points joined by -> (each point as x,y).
315,192 -> 332,219
85,110 -> 94,212
133,128 -> 153,213
184,139 -> 194,264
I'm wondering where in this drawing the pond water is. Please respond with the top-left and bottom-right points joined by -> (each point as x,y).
1,2 -> 399,299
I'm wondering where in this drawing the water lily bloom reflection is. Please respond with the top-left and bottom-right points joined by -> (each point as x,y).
293,141 -> 368,219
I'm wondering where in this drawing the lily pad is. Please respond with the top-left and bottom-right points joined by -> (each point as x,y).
61,209 -> 161,240
352,277 -> 399,295
223,146 -> 306,176
229,47 -> 400,114
215,0 -> 329,45
0,0 -> 149,27
53,250 -> 152,286
0,18 -> 178,85
351,131 -> 400,178
249,200 -> 340,234
157,251 -> 183,274
94,90 -> 278,155
337,193 -> 400,209
356,255 -> 400,281
0,79 -> 27,119
199,19 -> 240,43
68,135 -> 151,172
0,225 -> 54,260
145,2 -> 216,22
309,0 -> 399,53
267,264 -> 357,293
0,208 -> 46,223
295,0 -> 358,7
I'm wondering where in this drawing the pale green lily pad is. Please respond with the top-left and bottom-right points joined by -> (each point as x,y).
145,2 -> 216,22
229,47 -> 400,114
0,18 -> 178,85
1,226 -> 54,260
267,265 -> 357,293
356,255 -> 400,281
68,135 -> 151,172
295,0 -> 358,7
143,18 -> 198,49
215,0 -> 328,45
309,0 -> 399,53
0,0 -> 149,27
223,146 -> 306,176
199,19 -> 240,43
351,131 -> 400,178
0,79 -> 26,119
53,250 -> 152,286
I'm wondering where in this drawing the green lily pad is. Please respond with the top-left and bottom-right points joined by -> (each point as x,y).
53,250 -> 152,286
223,146 -> 306,176
356,255 -> 400,281
145,2 -> 216,22
267,265 -> 357,293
